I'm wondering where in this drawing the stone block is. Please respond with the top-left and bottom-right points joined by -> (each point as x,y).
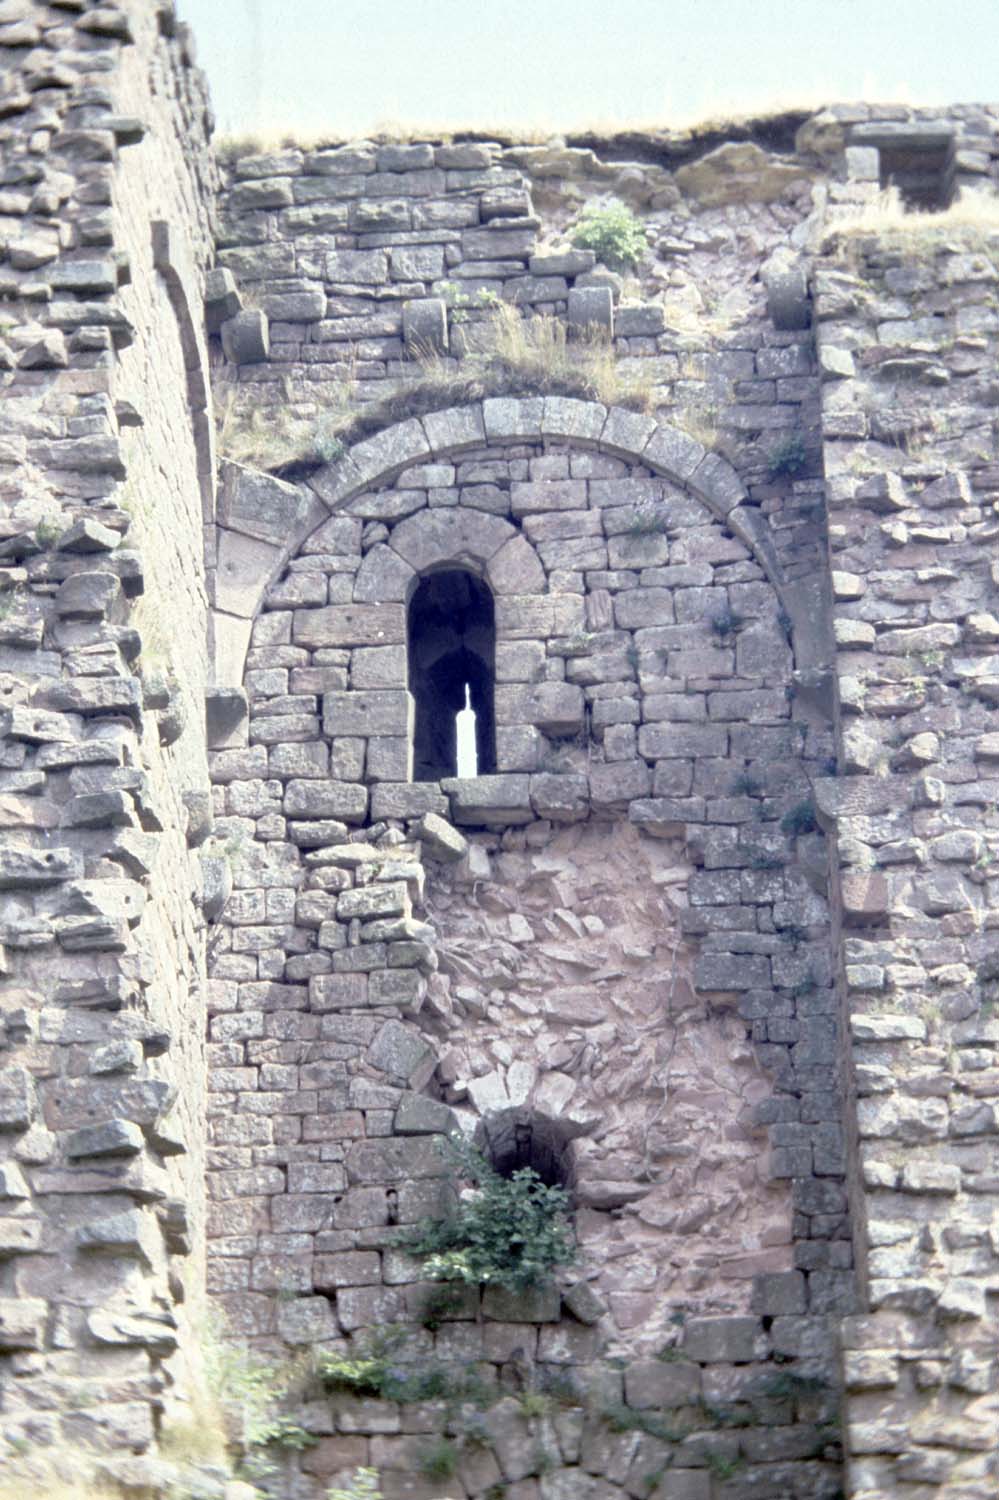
0,1297 -> 46,1351
482,1283 -> 560,1322
294,603 -> 406,648
324,689 -> 412,738
284,780 -> 368,823
66,1120 -> 144,1158
221,309 -> 270,364
219,462 -> 312,546
589,759 -> 652,809
530,773 -> 589,823
368,969 -> 425,1009
366,1019 -> 437,1087
624,1358 -> 701,1408
495,681 -> 585,735
682,1316 -> 763,1363
402,296 -> 448,354
204,266 -> 242,331
442,774 -> 534,827
0,1068 -> 35,1134
412,812 -> 467,862
567,285 -> 614,335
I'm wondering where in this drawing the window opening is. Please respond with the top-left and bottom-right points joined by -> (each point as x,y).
477,1110 -> 575,1192
456,683 -> 478,778
408,568 -> 495,782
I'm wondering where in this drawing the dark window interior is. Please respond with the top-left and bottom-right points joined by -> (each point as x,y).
478,1110 -> 574,1191
880,142 -> 954,211
408,568 -> 496,782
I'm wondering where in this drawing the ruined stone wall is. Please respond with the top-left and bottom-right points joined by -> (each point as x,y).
811,162 -> 999,1496
0,0 -> 216,1478
2,27 -> 998,1496
204,384 -> 848,1499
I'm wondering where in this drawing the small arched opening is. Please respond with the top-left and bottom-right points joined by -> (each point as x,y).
408,568 -> 496,782
476,1109 -> 576,1193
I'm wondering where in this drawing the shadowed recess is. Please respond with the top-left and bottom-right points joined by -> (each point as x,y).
408,568 -> 496,781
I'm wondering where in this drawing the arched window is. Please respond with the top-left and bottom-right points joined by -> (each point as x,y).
407,568 -> 496,782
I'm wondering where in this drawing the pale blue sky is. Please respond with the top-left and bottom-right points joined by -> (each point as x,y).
177,0 -> 998,139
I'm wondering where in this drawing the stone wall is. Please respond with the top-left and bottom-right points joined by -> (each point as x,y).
813,190 -> 999,1495
2,21 -> 998,1494
203,398 -> 847,1498
0,0 -> 217,1481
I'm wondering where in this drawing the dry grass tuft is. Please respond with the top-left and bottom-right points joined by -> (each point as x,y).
824,186 -> 999,254
219,304 -> 654,477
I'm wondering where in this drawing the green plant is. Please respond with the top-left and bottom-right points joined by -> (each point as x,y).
749,851 -> 784,870
730,769 -> 763,798
768,434 -> 807,479
705,1452 -> 743,1480
418,1282 -> 466,1331
327,1469 -> 382,1500
625,502 -> 668,537
315,1333 -> 490,1407
780,799 -> 818,837
34,518 -> 62,548
419,1438 -> 460,1481
400,1135 -> 574,1292
314,421 -> 345,464
709,603 -> 744,641
572,200 -> 647,271
518,1391 -> 552,1419
601,1404 -> 690,1443
195,1320 -> 313,1477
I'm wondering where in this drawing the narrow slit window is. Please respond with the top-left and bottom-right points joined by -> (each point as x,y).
408,569 -> 496,782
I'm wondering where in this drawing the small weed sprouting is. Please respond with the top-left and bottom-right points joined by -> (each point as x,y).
625,502 -> 668,537
602,1404 -> 689,1444
709,603 -> 744,641
977,952 -> 999,1016
326,1470 -> 382,1500
730,769 -> 763,798
705,1452 -> 743,1480
768,434 -> 807,479
572,200 -> 647,271
779,922 -> 810,950
518,1391 -> 552,1419
626,643 -> 641,671
781,799 -> 818,837
34,518 -> 62,548
314,422 -> 345,464
419,1438 -> 460,1482
749,851 -> 784,870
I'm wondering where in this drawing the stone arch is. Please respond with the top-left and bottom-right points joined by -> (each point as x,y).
206,391 -> 843,1364
211,398 -> 828,688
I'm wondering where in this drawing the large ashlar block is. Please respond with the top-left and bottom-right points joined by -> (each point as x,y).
294,604 -> 406,648
323,689 -> 412,738
441,774 -> 534,826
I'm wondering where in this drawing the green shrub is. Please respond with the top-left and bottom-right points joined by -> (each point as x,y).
709,603 -> 744,641
768,434 -> 807,479
401,1136 -> 574,1292
572,201 -> 647,271
419,1438 -> 460,1481
780,799 -> 818,837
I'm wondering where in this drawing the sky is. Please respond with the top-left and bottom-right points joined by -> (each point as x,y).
177,0 -> 999,142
